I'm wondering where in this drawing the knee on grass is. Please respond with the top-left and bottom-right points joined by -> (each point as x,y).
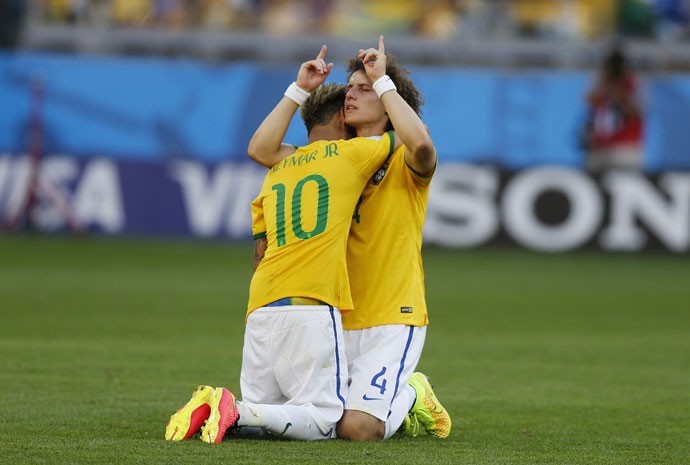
336,410 -> 384,441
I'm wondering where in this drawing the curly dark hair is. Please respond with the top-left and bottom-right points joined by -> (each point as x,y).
300,83 -> 347,135
347,52 -> 424,131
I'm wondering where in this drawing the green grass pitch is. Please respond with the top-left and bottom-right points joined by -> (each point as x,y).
1,236 -> 688,465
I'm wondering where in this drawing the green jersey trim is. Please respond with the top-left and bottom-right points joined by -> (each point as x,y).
405,158 -> 437,179
387,130 -> 395,158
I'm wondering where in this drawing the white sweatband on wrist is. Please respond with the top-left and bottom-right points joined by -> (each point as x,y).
372,75 -> 396,98
284,82 -> 310,106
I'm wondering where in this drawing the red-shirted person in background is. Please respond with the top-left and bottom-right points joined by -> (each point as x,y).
584,47 -> 644,172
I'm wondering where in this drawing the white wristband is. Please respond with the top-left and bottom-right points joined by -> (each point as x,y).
284,82 -> 310,106
372,75 -> 396,98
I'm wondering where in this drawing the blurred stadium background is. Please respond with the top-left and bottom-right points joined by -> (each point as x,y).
1,0 -> 689,251
1,2 -> 689,464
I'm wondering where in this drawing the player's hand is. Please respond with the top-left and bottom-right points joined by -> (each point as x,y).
296,45 -> 333,92
358,35 -> 387,82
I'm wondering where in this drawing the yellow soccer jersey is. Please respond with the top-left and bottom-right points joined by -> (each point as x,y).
247,132 -> 395,316
343,145 -> 434,330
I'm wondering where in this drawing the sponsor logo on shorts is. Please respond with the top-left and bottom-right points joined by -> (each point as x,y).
278,422 -> 292,436
401,306 -> 413,313
362,394 -> 383,401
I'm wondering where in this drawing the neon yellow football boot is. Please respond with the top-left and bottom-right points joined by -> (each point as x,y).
397,412 -> 422,437
408,372 -> 451,439
165,385 -> 214,441
200,387 -> 239,444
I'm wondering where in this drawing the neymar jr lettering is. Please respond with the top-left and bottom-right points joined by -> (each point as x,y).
270,143 -> 340,174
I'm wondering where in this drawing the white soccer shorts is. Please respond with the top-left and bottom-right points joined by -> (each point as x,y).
240,305 -> 348,433
343,324 -> 426,421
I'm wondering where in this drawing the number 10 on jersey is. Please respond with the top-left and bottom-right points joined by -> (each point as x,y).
271,174 -> 330,247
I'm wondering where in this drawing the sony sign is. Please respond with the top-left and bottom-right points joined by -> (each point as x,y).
425,165 -> 690,252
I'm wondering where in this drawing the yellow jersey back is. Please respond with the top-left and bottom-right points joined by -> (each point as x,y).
248,132 -> 394,316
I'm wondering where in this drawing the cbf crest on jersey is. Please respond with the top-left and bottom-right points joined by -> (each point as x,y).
373,162 -> 389,185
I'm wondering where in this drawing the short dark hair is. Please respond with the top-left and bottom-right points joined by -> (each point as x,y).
347,52 -> 424,131
300,83 -> 347,134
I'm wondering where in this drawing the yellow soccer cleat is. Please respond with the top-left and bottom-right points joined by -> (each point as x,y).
397,412 -> 422,438
408,372 -> 451,439
200,387 -> 239,444
165,385 -> 214,441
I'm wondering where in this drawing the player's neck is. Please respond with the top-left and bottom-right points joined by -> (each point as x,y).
354,121 -> 387,138
309,126 -> 344,143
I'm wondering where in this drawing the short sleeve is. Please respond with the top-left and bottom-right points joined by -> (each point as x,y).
251,195 -> 266,240
348,130 -> 395,179
405,153 -> 436,188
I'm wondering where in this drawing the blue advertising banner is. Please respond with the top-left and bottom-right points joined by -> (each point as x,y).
2,52 -> 690,171
0,155 -> 265,237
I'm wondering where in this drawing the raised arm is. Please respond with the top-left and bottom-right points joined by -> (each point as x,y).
359,36 -> 436,175
247,45 -> 334,168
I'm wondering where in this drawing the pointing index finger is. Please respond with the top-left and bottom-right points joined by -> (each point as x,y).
378,35 -> 385,54
317,44 -> 327,60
